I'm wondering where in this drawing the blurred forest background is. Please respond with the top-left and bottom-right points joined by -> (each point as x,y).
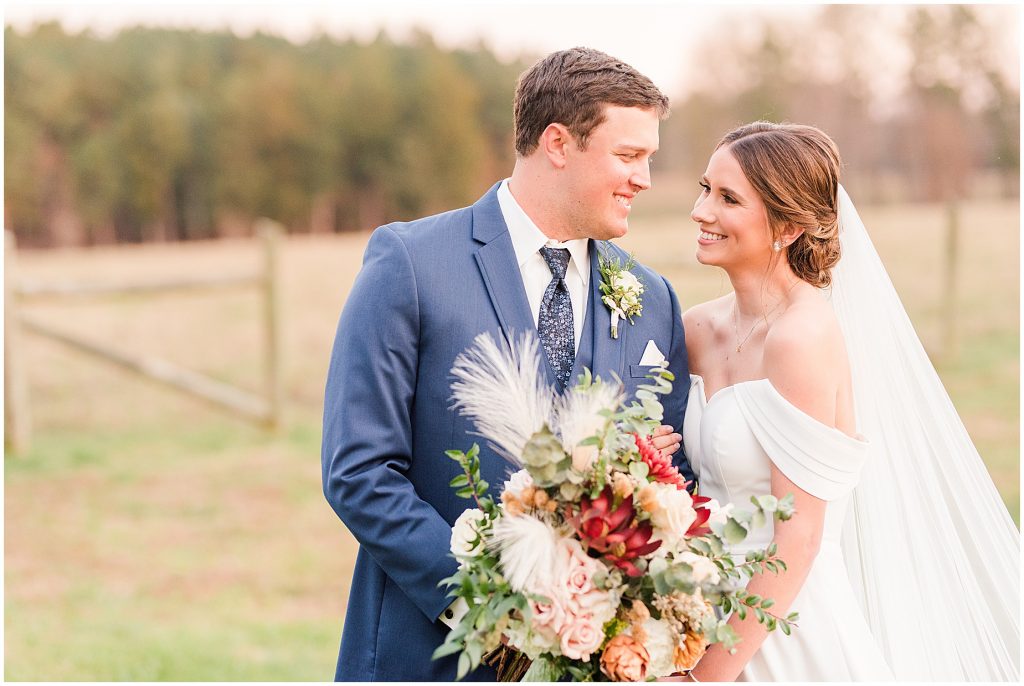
5,5 -> 1019,246
4,3 -> 1020,680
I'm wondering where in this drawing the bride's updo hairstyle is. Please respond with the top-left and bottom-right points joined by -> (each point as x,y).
717,121 -> 842,288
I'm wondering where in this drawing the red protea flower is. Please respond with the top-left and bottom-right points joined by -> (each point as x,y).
634,433 -> 688,490
569,485 -> 661,577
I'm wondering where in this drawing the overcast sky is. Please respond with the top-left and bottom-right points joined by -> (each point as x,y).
4,1 -> 1019,100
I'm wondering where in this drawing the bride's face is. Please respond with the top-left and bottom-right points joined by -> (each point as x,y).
691,146 -> 773,269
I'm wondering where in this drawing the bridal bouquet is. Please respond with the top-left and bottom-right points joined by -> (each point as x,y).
434,333 -> 797,681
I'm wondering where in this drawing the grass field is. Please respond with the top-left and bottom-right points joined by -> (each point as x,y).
5,191 -> 1018,680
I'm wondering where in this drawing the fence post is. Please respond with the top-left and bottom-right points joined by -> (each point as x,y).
5,231 -> 32,454
941,200 -> 960,361
257,219 -> 284,429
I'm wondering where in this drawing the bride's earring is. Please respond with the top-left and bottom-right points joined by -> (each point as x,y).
772,240 -> 782,252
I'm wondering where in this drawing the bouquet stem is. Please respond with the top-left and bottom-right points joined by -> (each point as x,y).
483,644 -> 532,682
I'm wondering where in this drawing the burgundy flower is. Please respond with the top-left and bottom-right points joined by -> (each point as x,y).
570,486 -> 661,577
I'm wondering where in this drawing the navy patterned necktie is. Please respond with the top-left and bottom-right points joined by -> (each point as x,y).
538,247 -> 575,391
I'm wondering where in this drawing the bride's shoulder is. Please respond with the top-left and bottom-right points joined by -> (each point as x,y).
766,294 -> 846,365
764,291 -> 848,422
682,295 -> 732,372
682,294 -> 731,333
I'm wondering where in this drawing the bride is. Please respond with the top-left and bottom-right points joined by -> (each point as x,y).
678,122 -> 1019,681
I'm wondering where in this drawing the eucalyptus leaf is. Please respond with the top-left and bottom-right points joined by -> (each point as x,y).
629,461 -> 650,481
457,652 -> 471,680
689,539 -> 711,555
724,518 -> 748,544
432,641 -> 464,660
523,656 -> 561,682
466,640 -> 483,668
750,510 -> 766,531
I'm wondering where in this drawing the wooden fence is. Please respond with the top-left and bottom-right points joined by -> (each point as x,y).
4,221 -> 285,454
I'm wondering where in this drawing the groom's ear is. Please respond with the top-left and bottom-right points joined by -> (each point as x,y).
539,123 -> 572,169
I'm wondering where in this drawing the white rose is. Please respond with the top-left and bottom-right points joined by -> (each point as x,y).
450,507 -> 487,561
638,617 -> 678,678
505,614 -> 559,660
677,551 -> 721,585
612,271 -> 641,293
503,469 -> 533,499
704,498 -> 734,527
649,483 -> 697,549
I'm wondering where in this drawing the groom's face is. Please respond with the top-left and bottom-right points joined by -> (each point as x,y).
560,105 -> 660,240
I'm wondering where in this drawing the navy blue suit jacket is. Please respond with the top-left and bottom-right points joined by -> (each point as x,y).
321,182 -> 692,681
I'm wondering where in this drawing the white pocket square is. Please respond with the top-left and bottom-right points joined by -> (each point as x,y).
638,340 -> 666,366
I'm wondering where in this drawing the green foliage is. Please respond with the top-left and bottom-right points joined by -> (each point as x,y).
4,25 -> 526,246
445,444 -> 496,514
520,428 -> 575,489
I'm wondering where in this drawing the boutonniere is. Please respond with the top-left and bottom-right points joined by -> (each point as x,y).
597,245 -> 644,339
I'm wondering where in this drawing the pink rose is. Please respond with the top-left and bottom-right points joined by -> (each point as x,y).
572,587 -> 616,625
531,591 -> 568,638
562,541 -> 597,596
559,613 -> 605,661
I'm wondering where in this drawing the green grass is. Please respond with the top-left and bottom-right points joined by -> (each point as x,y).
7,590 -> 339,680
6,417 -> 351,681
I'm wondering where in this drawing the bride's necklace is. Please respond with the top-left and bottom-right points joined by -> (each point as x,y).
733,301 -> 782,353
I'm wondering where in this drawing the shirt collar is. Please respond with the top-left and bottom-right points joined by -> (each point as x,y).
497,179 -> 590,282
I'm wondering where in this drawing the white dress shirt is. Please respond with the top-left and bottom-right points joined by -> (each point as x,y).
497,179 -> 590,352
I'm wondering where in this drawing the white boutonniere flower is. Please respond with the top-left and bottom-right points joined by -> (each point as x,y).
597,247 -> 644,339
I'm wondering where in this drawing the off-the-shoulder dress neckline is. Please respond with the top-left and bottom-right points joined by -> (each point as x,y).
689,374 -> 866,444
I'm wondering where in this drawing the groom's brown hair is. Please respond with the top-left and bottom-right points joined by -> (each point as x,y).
513,47 -> 670,156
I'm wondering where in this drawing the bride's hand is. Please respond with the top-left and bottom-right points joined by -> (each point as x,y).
650,424 -> 682,457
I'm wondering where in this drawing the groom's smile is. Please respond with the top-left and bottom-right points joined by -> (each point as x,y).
561,104 -> 661,241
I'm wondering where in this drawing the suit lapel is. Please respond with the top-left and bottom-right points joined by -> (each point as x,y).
589,240 -> 626,380
471,184 -> 559,388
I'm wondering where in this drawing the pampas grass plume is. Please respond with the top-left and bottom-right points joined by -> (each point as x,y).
450,332 -> 553,464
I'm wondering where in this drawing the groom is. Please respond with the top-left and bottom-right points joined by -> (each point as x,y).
321,47 -> 692,681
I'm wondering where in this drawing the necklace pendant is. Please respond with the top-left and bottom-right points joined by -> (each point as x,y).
736,345 -> 742,353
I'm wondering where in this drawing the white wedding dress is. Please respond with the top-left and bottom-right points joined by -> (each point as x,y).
683,374 -> 895,681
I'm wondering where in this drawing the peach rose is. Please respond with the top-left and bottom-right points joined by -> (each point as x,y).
601,633 -> 650,682
674,631 -> 707,672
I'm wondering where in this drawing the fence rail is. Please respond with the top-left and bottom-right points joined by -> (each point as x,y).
4,221 -> 285,454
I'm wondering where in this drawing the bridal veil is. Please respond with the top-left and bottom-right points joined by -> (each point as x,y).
830,186 -> 1019,680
